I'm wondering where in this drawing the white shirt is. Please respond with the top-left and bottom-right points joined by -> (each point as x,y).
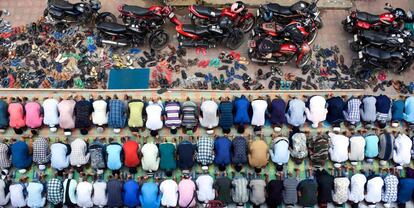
145,102 -> 163,130
269,138 -> 290,165
305,96 -> 328,128
92,181 -> 107,207
42,98 -> 59,127
70,138 -> 90,167
141,143 -> 160,172
10,183 -> 27,207
160,179 -> 178,207
77,181 -> 93,208
332,177 -> 349,205
348,173 -> 367,203
63,179 -> 77,204
51,143 -> 70,170
196,175 -> 215,203
199,100 -> 219,129
27,182 -> 46,208
393,134 -> 412,166
365,176 -> 384,203
251,99 -> 268,126
348,135 -> 365,162
0,180 -> 10,206
92,100 -> 108,125
328,132 -> 349,163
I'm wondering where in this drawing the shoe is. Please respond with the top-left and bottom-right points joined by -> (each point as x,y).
220,74 -> 225,84
268,80 -> 274,89
275,80 -> 281,90
257,68 -> 263,76
218,65 -> 229,71
181,70 -> 187,80
290,81 -> 296,90
301,65 -> 311,75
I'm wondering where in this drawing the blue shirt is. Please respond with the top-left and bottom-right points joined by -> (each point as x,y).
106,143 -> 123,170
269,139 -> 290,165
218,101 -> 233,130
11,141 -> 32,169
0,100 -> 8,129
392,100 -> 405,121
108,99 -> 127,128
234,95 -> 251,125
375,95 -> 391,114
139,182 -> 161,208
177,140 -> 195,170
270,98 -> 287,126
326,96 -> 345,124
285,99 -> 306,127
364,134 -> 379,158
214,136 -> 232,166
398,178 -> 414,204
404,97 -> 414,123
123,180 -> 140,207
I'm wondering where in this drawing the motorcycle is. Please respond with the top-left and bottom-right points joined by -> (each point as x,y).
251,17 -> 318,44
163,6 -> 244,50
342,3 -> 412,33
248,36 -> 312,67
118,4 -> 167,26
44,0 -> 115,24
257,0 -> 323,29
95,12 -> 169,50
350,29 -> 412,52
355,45 -> 414,73
188,1 -> 255,33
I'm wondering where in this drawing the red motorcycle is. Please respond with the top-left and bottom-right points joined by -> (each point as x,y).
342,3 -> 412,33
188,1 -> 255,33
163,6 -> 244,49
248,36 -> 312,68
118,4 -> 167,26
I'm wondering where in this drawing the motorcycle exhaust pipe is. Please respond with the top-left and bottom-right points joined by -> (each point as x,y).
101,40 -> 128,46
179,40 -> 209,48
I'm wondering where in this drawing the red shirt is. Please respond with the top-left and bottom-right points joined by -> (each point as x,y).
123,140 -> 140,167
8,103 -> 25,128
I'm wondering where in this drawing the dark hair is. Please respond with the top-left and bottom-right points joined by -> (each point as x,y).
235,165 -> 242,172
30,129 -> 38,135
254,168 -> 261,174
14,128 -> 23,135
223,128 -> 231,134
80,128 -> 88,135
165,170 -> 173,177
378,122 -> 387,129
237,126 -> 245,134
170,128 -> 178,134
398,204 -> 406,208
150,130 -> 158,137
218,165 -> 226,172
276,164 -> 283,172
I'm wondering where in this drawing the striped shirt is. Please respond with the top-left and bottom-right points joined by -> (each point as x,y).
164,102 -> 182,128
182,101 -> 198,129
231,177 -> 249,204
283,177 -> 298,205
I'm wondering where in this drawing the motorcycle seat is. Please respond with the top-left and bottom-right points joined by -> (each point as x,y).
267,3 -> 294,16
356,11 -> 380,23
182,24 -> 210,35
361,30 -> 388,42
122,4 -> 151,16
97,22 -> 127,33
364,47 -> 398,59
193,5 -> 221,17
50,0 -> 74,11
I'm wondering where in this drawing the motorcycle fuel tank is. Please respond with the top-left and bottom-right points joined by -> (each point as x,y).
380,13 -> 395,24
279,43 -> 297,54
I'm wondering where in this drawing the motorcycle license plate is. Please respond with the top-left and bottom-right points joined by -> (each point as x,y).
169,12 -> 175,19
248,40 -> 256,48
347,16 -> 351,23
354,34 -> 358,41
358,51 -> 363,59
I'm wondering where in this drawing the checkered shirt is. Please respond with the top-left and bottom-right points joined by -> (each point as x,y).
0,143 -> 11,169
108,100 -> 127,128
381,174 -> 398,203
344,98 -> 361,124
196,136 -> 215,165
69,139 -> 90,166
33,137 -> 50,164
47,178 -> 63,205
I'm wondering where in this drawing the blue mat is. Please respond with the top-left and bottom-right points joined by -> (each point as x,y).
108,68 -> 150,89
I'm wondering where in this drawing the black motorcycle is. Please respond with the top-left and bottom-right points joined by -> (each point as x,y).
257,0 -> 323,29
95,18 -> 169,50
44,0 -> 115,25
350,29 -> 412,52
355,45 -> 414,73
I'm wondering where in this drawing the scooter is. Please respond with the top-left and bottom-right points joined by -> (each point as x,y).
342,3 -> 412,33
95,13 -> 169,50
252,17 -> 318,44
163,6 -> 244,50
188,1 -> 255,33
257,0 -> 323,29
248,36 -> 312,68
118,4 -> 167,26
44,0 -> 115,24
355,45 -> 414,74
350,29 -> 412,52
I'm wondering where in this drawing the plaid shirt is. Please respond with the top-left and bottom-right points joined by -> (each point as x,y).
47,178 -> 63,205
344,98 -> 361,124
0,142 -> 11,169
196,136 -> 215,165
108,99 -> 127,128
33,137 -> 50,164
69,139 -> 90,166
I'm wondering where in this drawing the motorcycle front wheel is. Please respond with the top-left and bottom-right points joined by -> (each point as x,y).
226,29 -> 244,50
149,30 -> 169,51
239,16 -> 256,33
315,16 -> 323,29
298,50 -> 312,68
307,28 -> 318,45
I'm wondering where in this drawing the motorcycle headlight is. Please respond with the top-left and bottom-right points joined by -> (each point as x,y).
398,38 -> 404,43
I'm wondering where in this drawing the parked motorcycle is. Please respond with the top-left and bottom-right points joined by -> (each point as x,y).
164,6 -> 244,50
342,3 -> 413,33
44,0 -> 115,24
248,36 -> 312,67
95,12 -> 169,50
350,29 -> 412,52
188,1 -> 255,33
252,17 -> 318,44
118,4 -> 167,27
257,0 -> 323,29
355,45 -> 414,73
